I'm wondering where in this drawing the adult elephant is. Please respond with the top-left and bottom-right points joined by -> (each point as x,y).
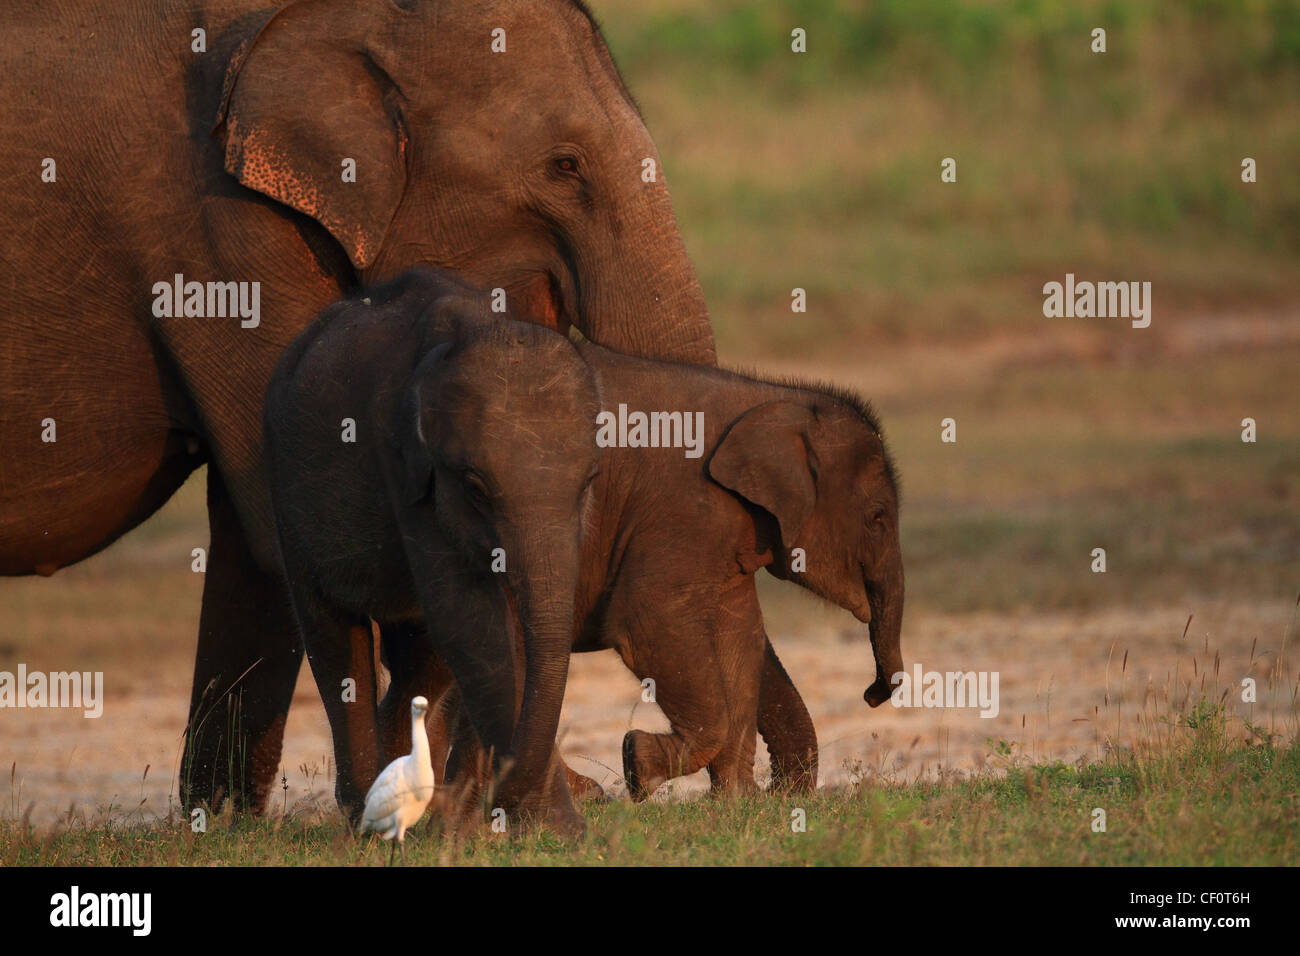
0,0 -> 717,814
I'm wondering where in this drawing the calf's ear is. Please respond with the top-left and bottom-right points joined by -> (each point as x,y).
396,342 -> 453,505
708,401 -> 817,547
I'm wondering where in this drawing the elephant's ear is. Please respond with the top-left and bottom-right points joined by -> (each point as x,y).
708,401 -> 818,548
214,6 -> 407,271
396,342 -> 453,505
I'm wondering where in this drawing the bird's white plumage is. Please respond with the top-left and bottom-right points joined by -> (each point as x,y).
361,696 -> 435,852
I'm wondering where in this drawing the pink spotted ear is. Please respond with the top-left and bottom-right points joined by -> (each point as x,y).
214,7 -> 407,270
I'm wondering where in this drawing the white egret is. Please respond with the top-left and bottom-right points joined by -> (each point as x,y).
360,695 -> 435,864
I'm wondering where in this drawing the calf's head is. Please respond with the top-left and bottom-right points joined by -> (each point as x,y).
398,315 -> 600,603
708,393 -> 904,708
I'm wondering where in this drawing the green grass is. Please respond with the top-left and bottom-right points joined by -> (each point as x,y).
4,704 -> 1294,865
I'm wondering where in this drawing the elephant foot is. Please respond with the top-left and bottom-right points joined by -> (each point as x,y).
182,703 -> 289,815
537,758 -> 587,839
489,760 -> 587,840
707,769 -> 758,799
564,764 -> 606,803
622,730 -> 669,803
340,795 -> 367,833
541,799 -> 587,840
500,794 -> 587,840
768,755 -> 818,796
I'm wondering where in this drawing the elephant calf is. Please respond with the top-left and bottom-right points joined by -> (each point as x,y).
387,337 -> 906,801
263,268 -> 600,835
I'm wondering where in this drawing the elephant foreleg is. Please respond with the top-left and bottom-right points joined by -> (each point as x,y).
386,632 -> 606,807
288,592 -> 384,824
563,761 -> 606,802
441,696 -> 578,837
700,590 -> 765,798
377,621 -> 455,775
182,470 -> 302,814
757,635 -> 819,794
617,613 -> 732,801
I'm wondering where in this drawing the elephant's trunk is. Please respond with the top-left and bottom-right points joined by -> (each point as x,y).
497,531 -> 579,811
577,166 -> 716,366
862,560 -> 905,708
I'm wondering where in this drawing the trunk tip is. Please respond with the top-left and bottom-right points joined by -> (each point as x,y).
864,676 -> 894,708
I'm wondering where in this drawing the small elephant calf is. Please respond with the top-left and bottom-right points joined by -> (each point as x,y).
386,335 -> 906,801
263,268 -> 600,834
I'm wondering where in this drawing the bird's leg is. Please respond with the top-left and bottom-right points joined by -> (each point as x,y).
399,836 -> 406,865
387,840 -> 396,867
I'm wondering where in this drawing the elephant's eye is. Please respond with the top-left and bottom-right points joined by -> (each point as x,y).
871,509 -> 886,526
462,470 -> 492,510
553,155 -> 581,177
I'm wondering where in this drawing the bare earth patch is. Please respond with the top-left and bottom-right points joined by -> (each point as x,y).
4,597 -> 1292,827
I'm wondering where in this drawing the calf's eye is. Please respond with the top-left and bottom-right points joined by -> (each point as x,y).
463,471 -> 491,508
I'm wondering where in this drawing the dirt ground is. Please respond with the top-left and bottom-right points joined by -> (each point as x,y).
3,589 -> 1293,827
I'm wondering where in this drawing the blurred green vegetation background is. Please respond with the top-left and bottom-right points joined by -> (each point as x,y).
598,0 -> 1300,353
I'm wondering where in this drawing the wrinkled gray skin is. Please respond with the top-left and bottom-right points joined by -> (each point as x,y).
384,345 -> 905,803
0,0 -> 714,813
264,269 -> 600,834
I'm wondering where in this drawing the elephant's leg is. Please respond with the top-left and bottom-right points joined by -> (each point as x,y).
757,636 -> 819,794
701,588 -> 766,798
377,621 -> 455,776
622,711 -> 727,802
411,580 -> 563,826
376,619 -> 502,821
425,574 -> 585,835
563,763 -> 606,803
706,731 -> 759,798
442,692 -> 483,802
182,469 -> 302,814
431,680 -> 470,821
440,696 -> 578,837
388,630 -> 605,806
442,696 -> 575,836
617,612 -> 731,801
280,571 -> 384,824
433,648 -> 601,803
